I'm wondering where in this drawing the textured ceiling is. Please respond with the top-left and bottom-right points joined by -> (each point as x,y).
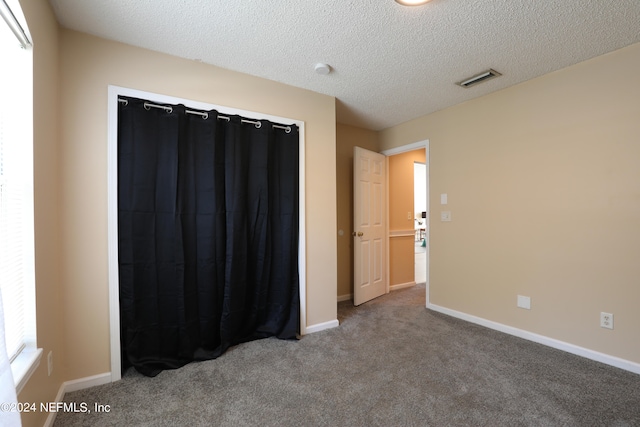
49,0 -> 640,131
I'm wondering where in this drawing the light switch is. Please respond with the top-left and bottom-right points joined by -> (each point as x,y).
440,194 -> 448,205
440,211 -> 451,222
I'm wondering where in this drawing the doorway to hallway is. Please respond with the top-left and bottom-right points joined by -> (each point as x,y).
382,140 -> 429,306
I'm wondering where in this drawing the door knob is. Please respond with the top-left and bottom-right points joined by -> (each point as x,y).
357,232 -> 363,237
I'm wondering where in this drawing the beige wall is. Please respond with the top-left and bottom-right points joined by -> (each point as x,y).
55,30 -> 337,380
380,42 -> 640,364
389,237 -> 414,286
388,149 -> 426,287
17,1 -> 65,426
336,124 -> 379,299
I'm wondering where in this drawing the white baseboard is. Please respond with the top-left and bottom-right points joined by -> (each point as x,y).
43,372 -> 111,427
305,319 -> 340,334
427,303 -> 640,376
43,384 -> 65,427
390,281 -> 416,291
337,293 -> 352,302
64,372 -> 112,393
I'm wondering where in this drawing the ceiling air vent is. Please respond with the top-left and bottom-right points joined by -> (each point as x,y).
456,69 -> 502,88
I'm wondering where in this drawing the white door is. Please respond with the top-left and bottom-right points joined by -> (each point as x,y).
353,146 -> 387,305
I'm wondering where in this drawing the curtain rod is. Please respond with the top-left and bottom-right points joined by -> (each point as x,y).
0,0 -> 31,48
118,98 -> 292,133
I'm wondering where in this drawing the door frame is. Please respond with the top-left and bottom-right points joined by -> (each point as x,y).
381,140 -> 430,306
106,85 -> 306,382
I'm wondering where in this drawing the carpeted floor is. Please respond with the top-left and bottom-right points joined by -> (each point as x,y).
54,284 -> 640,426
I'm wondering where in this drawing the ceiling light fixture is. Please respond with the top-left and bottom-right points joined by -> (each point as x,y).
394,0 -> 432,6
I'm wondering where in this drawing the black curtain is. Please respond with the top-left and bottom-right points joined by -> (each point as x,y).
117,96 -> 299,377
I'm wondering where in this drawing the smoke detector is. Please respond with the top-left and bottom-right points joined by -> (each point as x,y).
314,63 -> 332,75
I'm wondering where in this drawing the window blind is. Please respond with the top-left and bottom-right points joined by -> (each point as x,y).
0,7 -> 33,364
0,109 -> 26,362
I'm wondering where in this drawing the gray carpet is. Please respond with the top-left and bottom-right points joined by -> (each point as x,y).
55,284 -> 640,426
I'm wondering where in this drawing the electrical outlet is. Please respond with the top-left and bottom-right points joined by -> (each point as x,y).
440,211 -> 451,222
47,351 -> 53,376
600,312 -> 614,330
517,295 -> 531,310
